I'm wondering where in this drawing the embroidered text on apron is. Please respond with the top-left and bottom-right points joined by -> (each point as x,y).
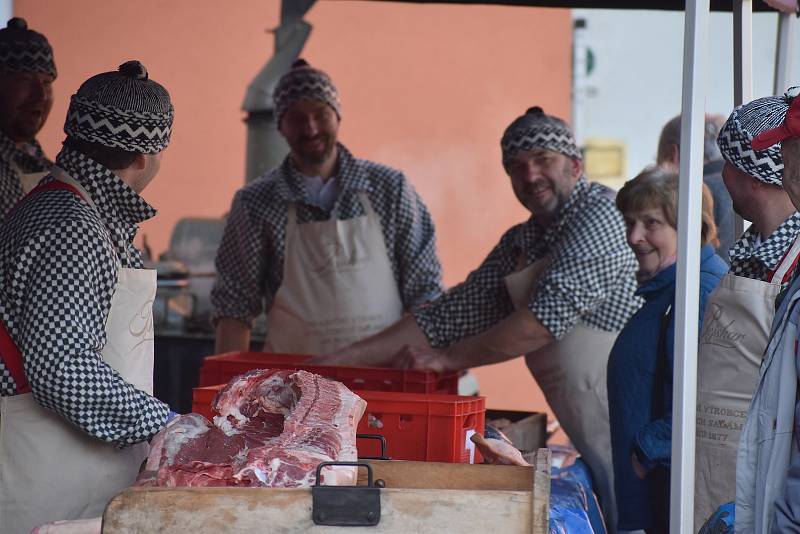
266,192 -> 404,355
505,256 -> 619,533
0,174 -> 156,534
693,235 -> 800,531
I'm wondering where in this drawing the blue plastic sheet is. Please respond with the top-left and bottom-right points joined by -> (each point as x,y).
550,457 -> 606,534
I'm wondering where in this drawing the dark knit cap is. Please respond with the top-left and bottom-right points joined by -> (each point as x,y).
64,60 -> 173,154
501,107 -> 581,166
273,59 -> 341,124
0,17 -> 56,78
717,92 -> 792,187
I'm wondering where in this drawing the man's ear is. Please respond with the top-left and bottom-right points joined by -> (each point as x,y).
132,153 -> 147,171
572,157 -> 583,179
670,144 -> 680,167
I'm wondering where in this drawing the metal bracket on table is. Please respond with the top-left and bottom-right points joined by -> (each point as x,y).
312,461 -> 381,526
357,433 -> 391,461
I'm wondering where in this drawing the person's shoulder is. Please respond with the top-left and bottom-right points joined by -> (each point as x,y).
356,157 -> 406,186
584,180 -> 617,202
3,191 -> 108,254
580,181 -> 622,217
562,180 -> 626,242
238,167 -> 286,198
700,249 -> 728,291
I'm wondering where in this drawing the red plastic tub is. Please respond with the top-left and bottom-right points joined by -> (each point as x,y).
192,384 -> 485,464
199,351 -> 459,395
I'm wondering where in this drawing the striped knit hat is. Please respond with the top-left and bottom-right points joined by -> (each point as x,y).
64,60 -> 173,154
751,88 -> 800,151
501,107 -> 581,166
273,59 -> 341,124
0,17 -> 56,78
717,92 -> 791,187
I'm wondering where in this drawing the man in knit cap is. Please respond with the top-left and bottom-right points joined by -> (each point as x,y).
0,60 -> 176,533
717,89 -> 800,534
326,106 -> 641,532
693,91 -> 800,532
0,17 -> 57,221
211,60 -> 443,360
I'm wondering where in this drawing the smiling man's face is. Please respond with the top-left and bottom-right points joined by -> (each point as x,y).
0,71 -> 54,142
504,148 -> 581,224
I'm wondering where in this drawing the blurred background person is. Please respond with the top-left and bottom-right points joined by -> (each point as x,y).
656,114 -> 734,263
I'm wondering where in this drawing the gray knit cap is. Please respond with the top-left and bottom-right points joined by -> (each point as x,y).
717,92 -> 792,187
273,59 -> 341,124
64,60 -> 173,154
0,17 -> 56,78
501,107 -> 581,166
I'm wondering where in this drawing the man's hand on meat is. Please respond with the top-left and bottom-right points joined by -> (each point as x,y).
392,344 -> 454,372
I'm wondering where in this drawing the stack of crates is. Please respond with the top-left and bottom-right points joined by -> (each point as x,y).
193,352 -> 486,464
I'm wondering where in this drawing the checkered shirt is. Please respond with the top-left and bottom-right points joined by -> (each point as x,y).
728,212 -> 800,283
414,177 -> 641,346
0,146 -> 168,446
211,143 -> 444,328
0,129 -> 51,221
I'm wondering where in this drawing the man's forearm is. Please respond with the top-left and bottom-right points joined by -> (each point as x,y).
447,308 -> 555,369
325,314 -> 430,366
215,318 -> 252,354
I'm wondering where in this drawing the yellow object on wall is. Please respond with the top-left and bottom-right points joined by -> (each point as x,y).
582,138 -> 627,191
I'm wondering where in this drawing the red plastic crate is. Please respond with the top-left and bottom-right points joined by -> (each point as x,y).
356,390 -> 485,464
192,384 -> 485,464
199,351 -> 459,395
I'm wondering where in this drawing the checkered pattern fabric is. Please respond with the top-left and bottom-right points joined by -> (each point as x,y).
414,178 -> 641,345
728,212 -> 800,283
0,146 -> 168,446
0,129 -> 51,221
273,59 -> 341,123
64,61 -> 173,154
718,94 -> 790,187
211,143 -> 444,328
501,107 -> 581,165
0,18 -> 56,78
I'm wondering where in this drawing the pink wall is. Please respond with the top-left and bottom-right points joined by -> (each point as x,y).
17,0 -> 572,416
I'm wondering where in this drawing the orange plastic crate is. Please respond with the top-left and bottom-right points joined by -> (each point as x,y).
199,351 -> 459,395
192,384 -> 485,464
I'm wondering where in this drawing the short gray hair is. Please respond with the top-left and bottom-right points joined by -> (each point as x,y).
657,114 -> 725,164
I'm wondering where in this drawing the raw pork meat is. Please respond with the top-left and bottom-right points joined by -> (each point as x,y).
139,369 -> 366,487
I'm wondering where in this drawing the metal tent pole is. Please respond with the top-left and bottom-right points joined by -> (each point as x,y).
733,0 -> 753,237
672,0 -> 710,531
774,11 -> 797,94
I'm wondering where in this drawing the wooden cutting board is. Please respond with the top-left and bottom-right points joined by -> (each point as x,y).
102,449 -> 550,534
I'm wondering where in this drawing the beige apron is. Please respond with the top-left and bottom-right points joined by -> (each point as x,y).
693,235 -> 800,531
505,257 -> 619,532
266,192 -> 404,355
0,172 -> 155,534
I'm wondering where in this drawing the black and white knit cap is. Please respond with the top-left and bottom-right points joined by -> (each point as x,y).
273,59 -> 341,124
717,92 -> 793,187
501,107 -> 581,166
64,60 -> 173,154
0,17 -> 56,78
